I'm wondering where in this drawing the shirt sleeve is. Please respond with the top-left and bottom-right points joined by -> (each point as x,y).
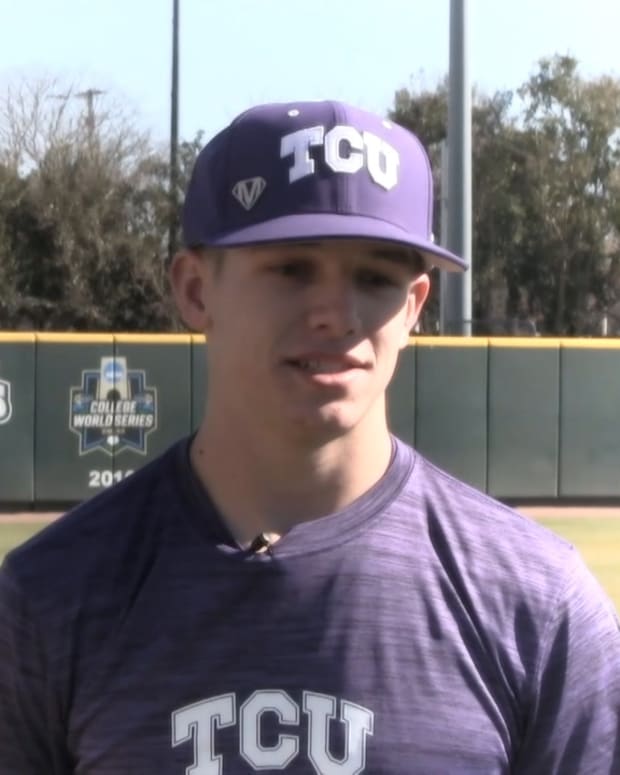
0,560 -> 72,774
514,549 -> 620,774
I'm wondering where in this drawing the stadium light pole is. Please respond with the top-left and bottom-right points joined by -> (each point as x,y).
168,0 -> 180,264
442,0 -> 472,335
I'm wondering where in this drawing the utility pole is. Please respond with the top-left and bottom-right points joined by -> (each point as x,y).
443,0 -> 472,335
168,0 -> 180,264
50,88 -> 105,145
75,88 -> 106,142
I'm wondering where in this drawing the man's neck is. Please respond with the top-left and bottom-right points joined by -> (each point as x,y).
189,413 -> 393,545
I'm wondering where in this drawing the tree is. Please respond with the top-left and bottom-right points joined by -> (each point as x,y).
3,63 -> 619,335
391,82 -> 532,333
514,56 -> 620,334
0,79 -> 181,330
390,57 -> 620,335
390,82 -> 447,331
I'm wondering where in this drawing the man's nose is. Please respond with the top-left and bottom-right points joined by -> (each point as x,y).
305,281 -> 362,337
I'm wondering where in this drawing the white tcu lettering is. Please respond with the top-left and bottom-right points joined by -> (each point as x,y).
304,692 -> 374,775
362,131 -> 400,191
240,690 -> 299,769
324,126 -> 364,174
172,691 -> 374,773
280,125 -> 325,183
280,125 -> 399,190
172,694 -> 235,775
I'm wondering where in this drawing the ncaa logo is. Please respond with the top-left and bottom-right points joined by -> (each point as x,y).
0,379 -> 12,425
103,360 -> 125,383
69,357 -> 157,456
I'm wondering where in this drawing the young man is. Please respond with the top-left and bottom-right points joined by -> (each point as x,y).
1,100 -> 618,774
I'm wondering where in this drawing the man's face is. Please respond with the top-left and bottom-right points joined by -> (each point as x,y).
182,239 -> 429,443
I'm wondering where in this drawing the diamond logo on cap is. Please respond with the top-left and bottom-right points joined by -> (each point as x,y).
232,177 -> 267,211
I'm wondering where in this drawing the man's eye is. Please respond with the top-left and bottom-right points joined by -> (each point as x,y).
357,269 -> 396,288
272,261 -> 313,280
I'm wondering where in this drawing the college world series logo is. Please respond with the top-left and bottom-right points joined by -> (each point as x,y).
70,357 -> 157,455
0,378 -> 12,425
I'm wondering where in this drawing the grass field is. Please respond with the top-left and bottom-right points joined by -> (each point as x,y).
0,516 -> 618,612
538,517 -> 620,613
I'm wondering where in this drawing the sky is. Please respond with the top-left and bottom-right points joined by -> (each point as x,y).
1,0 -> 619,149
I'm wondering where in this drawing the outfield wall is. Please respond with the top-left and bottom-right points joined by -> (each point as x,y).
1,334 -> 619,507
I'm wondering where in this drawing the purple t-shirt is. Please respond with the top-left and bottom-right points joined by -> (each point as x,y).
1,438 -> 618,774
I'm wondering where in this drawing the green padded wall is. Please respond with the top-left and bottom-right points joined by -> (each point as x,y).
559,341 -> 620,497
0,335 -> 35,504
114,334 -> 191,477
3,334 -> 620,508
414,339 -> 488,491
34,335 -> 114,502
387,343 -> 416,446
191,335 -> 207,432
487,341 -> 560,498
34,334 -> 191,503
113,335 -> 192,472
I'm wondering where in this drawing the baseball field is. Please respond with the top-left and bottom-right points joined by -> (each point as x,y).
0,512 -> 618,612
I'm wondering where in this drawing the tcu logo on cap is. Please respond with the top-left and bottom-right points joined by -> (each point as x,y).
280,125 -> 400,191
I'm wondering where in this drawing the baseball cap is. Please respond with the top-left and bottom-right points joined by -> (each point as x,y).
182,100 -> 467,272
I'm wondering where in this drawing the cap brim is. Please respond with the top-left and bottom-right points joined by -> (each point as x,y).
202,213 -> 468,273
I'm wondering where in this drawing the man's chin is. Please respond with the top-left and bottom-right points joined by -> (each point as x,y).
283,406 -> 363,444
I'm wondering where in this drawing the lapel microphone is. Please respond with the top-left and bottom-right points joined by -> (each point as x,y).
249,533 -> 272,554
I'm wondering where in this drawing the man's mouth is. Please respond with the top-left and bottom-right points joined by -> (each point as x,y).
286,356 -> 367,375
294,359 -> 353,373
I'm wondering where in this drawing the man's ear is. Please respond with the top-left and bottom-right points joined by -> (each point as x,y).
168,249 -> 213,333
400,272 -> 431,348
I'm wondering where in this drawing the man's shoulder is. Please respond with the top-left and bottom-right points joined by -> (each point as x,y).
2,440 -> 187,591
389,446 -> 612,650
398,444 -> 578,585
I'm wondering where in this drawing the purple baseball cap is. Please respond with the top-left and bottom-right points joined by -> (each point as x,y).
182,100 -> 467,272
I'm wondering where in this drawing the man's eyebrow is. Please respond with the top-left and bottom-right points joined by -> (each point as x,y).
368,248 -> 421,267
247,243 -> 425,269
248,241 -> 321,253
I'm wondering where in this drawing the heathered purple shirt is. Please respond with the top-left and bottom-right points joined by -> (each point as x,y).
1,437 -> 618,774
